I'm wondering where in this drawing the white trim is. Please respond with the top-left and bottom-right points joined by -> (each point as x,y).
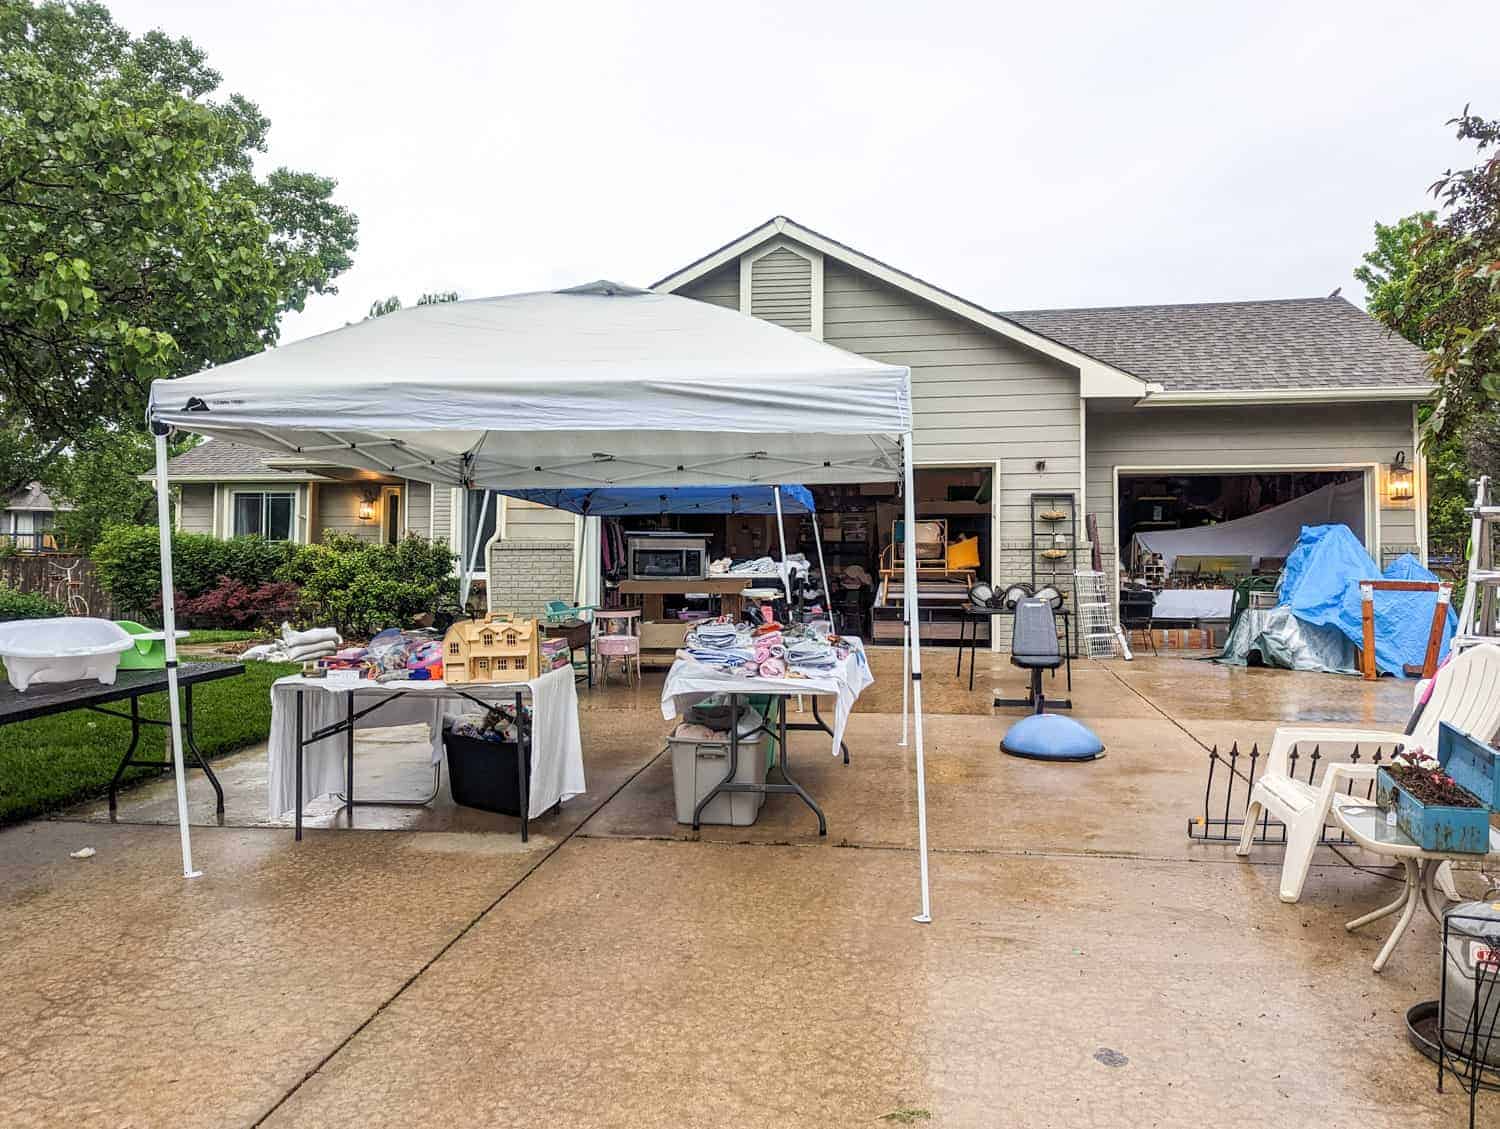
1109,461 -> 1382,598
380,484 -> 402,544
1413,404 -> 1429,565
655,216 -> 1150,397
913,456 -> 1004,651
1078,399 -> 1088,560
1138,386 -> 1433,407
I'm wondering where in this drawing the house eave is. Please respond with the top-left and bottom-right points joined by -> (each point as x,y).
1133,385 -> 1434,407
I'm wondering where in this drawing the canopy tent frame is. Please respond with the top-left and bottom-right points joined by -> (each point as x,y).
145,282 -> 930,922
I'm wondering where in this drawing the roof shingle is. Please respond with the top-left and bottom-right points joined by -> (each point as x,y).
1000,296 -> 1432,393
166,440 -> 304,479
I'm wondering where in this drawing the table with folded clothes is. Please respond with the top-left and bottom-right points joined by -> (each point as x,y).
660,617 -> 874,834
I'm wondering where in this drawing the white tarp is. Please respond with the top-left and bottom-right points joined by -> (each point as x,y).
1132,478 -> 1366,573
146,282 -> 911,488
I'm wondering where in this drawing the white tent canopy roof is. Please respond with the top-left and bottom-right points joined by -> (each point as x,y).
146,282 -> 912,488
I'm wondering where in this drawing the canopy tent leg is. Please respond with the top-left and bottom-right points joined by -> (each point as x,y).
903,438 -> 932,923
811,518 -> 834,626
772,485 -> 792,603
459,489 -> 494,612
900,611 -> 910,747
153,427 -> 201,879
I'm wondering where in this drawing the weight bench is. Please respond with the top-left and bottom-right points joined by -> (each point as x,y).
994,596 -> 1072,713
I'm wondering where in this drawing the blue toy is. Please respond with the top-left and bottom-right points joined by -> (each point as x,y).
1001,712 -> 1105,761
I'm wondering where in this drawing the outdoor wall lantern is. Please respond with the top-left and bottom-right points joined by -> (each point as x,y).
1388,451 -> 1414,501
358,489 -> 378,521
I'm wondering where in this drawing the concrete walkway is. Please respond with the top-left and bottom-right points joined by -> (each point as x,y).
0,648 -> 1476,1127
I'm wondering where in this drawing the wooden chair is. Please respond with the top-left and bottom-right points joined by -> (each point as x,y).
592,609 -> 641,687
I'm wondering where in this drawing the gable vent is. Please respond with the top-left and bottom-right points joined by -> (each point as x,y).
750,247 -> 814,333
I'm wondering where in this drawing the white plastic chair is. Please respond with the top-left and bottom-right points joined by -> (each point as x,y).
1237,643 -> 1500,903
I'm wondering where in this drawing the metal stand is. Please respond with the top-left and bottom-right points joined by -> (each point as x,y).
961,606 -> 1072,694
691,693 -> 827,834
293,685 -> 535,842
1436,908 -> 1500,1129
103,682 -> 226,820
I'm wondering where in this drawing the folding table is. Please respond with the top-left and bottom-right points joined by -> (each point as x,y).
0,661 -> 243,818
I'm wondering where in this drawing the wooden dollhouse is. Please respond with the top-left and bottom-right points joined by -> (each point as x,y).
442,612 -> 540,684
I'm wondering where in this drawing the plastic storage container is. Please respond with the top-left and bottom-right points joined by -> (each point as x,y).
442,728 -> 529,817
0,617 -> 137,691
669,704 -> 767,826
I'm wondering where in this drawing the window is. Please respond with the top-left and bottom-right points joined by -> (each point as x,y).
482,631 -> 494,646
448,642 -> 460,656
476,657 -> 490,671
233,492 -> 294,540
461,489 -> 500,571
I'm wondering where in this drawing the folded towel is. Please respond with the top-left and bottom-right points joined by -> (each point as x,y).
280,623 -> 342,648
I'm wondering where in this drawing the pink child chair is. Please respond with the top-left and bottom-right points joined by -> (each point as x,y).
592,609 -> 641,687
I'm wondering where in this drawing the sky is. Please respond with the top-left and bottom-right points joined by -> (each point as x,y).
109,0 -> 1500,344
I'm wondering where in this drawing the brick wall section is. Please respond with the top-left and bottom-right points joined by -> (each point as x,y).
486,539 -> 574,617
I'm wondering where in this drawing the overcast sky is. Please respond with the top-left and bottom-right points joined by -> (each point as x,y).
110,0 -> 1500,343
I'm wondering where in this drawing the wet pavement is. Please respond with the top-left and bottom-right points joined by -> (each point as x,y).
0,647 -> 1478,1127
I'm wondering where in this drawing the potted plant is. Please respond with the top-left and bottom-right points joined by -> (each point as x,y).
1376,724 -> 1499,854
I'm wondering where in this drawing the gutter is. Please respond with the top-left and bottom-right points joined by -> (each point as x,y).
1133,385 -> 1434,407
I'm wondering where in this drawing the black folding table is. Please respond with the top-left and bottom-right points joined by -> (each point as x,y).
0,662 -> 244,817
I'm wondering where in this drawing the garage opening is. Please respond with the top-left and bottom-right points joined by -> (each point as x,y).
1118,469 -> 1368,643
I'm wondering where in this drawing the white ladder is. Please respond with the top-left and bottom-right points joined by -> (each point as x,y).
1075,569 -> 1133,660
1454,475 -> 1500,651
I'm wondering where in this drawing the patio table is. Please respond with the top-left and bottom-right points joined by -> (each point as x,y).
1330,797 -> 1500,972
660,638 -> 873,834
0,661 -> 242,819
268,666 -> 585,842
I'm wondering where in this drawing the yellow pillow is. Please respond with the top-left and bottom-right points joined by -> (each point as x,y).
946,535 -> 980,570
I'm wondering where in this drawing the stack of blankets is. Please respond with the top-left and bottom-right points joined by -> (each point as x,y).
241,623 -> 342,664
679,618 -> 848,679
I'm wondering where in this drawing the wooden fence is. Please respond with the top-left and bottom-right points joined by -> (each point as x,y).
0,555 -> 116,619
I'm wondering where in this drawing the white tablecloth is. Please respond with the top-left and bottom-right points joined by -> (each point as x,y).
660,638 -> 873,755
1150,588 -> 1234,621
268,666 -> 585,821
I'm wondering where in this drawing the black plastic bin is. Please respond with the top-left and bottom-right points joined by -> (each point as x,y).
442,729 -> 529,817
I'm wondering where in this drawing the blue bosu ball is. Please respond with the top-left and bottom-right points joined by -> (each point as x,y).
1000,712 -> 1105,761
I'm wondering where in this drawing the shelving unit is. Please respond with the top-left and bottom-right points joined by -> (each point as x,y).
1030,492 -> 1078,590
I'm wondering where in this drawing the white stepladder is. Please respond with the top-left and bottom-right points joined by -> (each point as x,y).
1074,569 -> 1132,660
1455,475 -> 1500,652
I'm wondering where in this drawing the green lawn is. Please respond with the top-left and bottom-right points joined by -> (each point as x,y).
179,628 -> 267,646
0,659 -> 298,825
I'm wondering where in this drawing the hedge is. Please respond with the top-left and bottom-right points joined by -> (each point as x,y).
0,585 -> 65,621
92,525 -> 300,624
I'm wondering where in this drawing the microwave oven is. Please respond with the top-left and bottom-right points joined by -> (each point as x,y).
627,534 -> 709,581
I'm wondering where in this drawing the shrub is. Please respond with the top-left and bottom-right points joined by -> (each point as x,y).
93,525 -> 301,623
0,584 -> 65,622
176,578 -> 301,629
279,534 -> 458,638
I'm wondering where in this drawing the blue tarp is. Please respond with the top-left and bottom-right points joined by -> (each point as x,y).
1279,523 -> 1455,677
497,485 -> 815,515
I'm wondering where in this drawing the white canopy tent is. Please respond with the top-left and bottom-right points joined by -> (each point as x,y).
146,282 -> 935,921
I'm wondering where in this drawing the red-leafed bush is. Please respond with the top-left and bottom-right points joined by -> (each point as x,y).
175,578 -> 301,629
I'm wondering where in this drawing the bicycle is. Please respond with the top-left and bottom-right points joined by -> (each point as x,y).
46,557 -> 90,617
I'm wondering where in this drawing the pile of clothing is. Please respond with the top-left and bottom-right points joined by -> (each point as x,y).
241,623 -> 342,664
679,618 -> 850,679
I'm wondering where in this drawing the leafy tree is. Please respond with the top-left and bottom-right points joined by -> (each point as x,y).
1392,109 -> 1500,442
0,0 -> 359,490
1354,212 -> 1438,340
365,291 -> 459,319
38,425 -> 191,550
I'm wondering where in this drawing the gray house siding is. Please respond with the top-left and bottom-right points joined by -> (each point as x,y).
1086,401 -> 1419,590
750,247 -> 812,332
677,263 -> 738,309
431,485 -> 454,545
177,485 -> 215,535
820,259 -> 1081,579
312,482 -> 381,543
404,481 -> 431,538
504,498 -> 577,542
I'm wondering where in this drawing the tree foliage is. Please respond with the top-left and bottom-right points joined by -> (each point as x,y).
1387,109 -> 1500,442
365,290 -> 459,320
0,0 -> 358,466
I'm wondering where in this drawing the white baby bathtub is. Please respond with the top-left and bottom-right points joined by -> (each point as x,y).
0,617 -> 137,692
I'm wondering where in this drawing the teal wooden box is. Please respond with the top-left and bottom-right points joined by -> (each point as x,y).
1374,723 -> 1499,855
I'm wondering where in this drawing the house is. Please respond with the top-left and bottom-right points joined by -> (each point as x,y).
158,215 -> 1433,642
442,613 -> 540,684
652,216 -> 1432,643
149,440 -> 579,599
3,482 -> 69,553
